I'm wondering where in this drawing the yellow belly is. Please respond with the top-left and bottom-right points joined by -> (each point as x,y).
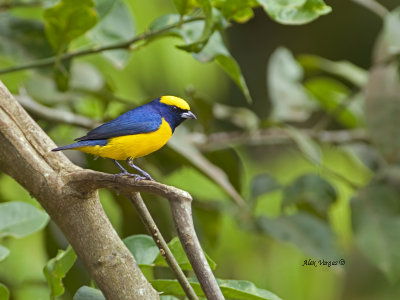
77,118 -> 173,160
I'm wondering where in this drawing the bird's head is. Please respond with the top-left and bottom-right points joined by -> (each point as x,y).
155,96 -> 196,131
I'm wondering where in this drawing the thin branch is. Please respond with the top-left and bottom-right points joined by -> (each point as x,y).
16,89 -> 100,129
0,17 -> 202,75
66,170 -> 225,300
129,192 -> 199,300
191,128 -> 369,151
351,0 -> 388,19
0,1 -> 41,11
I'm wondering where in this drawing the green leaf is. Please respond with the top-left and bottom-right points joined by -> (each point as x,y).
196,0 -> 213,39
258,212 -> 339,258
0,245 -> 10,262
213,0 -> 258,23
217,279 -> 282,300
73,286 -> 105,300
285,126 -> 321,164
152,279 -> 203,298
151,278 -> 282,300
258,0 -> 332,25
250,174 -> 281,200
283,174 -> 337,219
154,237 -> 216,270
0,15 -> 54,62
304,77 -> 364,128
196,31 -> 252,103
352,184 -> 400,282
44,0 -> 98,52
0,202 -> 49,239
149,15 -> 251,103
297,55 -> 368,87
149,14 -> 183,32
0,283 -> 9,300
177,0 -> 218,53
160,296 -> 180,300
43,245 -> 77,298
123,235 -> 159,265
383,6 -> 400,55
90,0 -> 135,68
172,0 -> 197,15
268,47 -> 315,121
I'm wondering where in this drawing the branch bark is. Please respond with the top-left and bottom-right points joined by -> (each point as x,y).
67,171 -> 225,300
0,81 -> 159,300
129,193 -> 199,300
0,81 -> 224,299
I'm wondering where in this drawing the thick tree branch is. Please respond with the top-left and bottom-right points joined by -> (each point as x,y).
1,81 -> 224,299
0,17 -> 202,75
66,171 -> 224,300
0,81 -> 159,300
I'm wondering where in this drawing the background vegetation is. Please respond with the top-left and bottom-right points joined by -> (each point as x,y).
1,0 -> 400,299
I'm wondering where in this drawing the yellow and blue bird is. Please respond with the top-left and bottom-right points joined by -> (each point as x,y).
52,95 -> 196,181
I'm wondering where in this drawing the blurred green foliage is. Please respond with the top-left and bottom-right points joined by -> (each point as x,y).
1,0 -> 400,299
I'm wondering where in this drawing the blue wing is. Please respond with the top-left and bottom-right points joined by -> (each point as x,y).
75,105 -> 162,141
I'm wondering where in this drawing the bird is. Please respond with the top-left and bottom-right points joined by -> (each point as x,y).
52,95 -> 196,181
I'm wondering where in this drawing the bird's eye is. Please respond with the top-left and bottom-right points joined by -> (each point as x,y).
172,106 -> 178,111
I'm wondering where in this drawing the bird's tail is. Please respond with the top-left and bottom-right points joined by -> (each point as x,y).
52,140 -> 107,151
52,142 -> 82,152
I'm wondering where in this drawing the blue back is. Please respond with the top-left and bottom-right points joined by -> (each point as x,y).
76,100 -> 163,141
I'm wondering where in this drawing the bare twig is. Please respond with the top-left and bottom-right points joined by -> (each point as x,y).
67,170 -> 224,300
191,128 -> 369,151
168,192 -> 224,300
0,1 -> 41,11
129,192 -> 199,300
0,17 -> 202,75
351,0 -> 388,19
16,89 -> 100,129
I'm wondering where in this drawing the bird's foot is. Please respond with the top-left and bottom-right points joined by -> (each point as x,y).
113,172 -> 151,182
125,157 -> 155,181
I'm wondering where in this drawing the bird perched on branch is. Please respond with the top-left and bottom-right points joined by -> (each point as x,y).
52,96 -> 196,181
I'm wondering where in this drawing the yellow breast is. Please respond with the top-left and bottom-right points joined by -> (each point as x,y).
77,118 -> 173,160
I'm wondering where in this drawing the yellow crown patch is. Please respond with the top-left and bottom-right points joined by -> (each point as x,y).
160,95 -> 190,110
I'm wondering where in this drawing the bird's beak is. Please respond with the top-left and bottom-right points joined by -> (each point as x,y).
181,111 -> 197,119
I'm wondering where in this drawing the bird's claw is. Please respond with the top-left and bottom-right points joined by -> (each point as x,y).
113,172 -> 152,182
